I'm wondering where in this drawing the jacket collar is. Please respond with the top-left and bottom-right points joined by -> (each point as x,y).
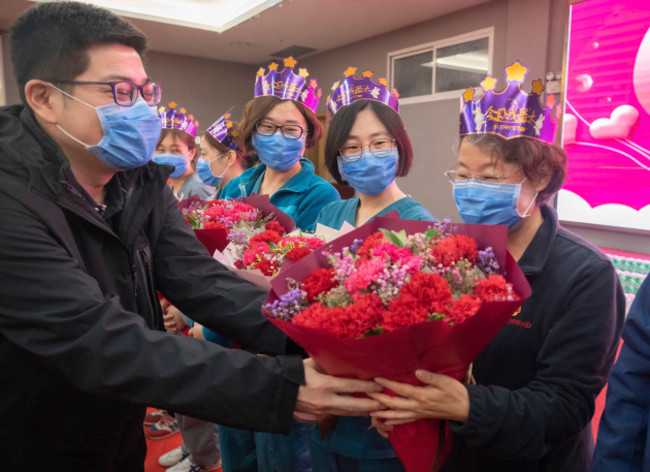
246,158 -> 315,194
517,205 -> 559,276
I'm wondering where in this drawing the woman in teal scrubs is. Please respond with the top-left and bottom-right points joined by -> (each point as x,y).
310,92 -> 435,471
316,98 -> 434,230
220,95 -> 339,231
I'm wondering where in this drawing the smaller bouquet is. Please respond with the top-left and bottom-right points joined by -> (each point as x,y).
178,194 -> 295,256
216,225 -> 326,289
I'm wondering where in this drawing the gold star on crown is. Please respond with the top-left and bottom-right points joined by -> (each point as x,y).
284,56 -> 297,68
505,61 -> 528,83
168,101 -> 178,109
180,108 -> 187,114
531,79 -> 545,96
481,76 -> 497,91
378,78 -> 388,86
257,68 -> 265,77
344,67 -> 357,77
299,68 -> 309,78
362,70 -> 373,78
462,88 -> 475,102
268,62 -> 278,71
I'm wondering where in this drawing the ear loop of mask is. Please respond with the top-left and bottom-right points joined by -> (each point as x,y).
48,83 -> 98,148
517,178 -> 538,218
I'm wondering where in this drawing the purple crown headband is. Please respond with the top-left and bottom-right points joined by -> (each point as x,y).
459,61 -> 559,143
206,111 -> 240,151
159,101 -> 199,137
327,67 -> 400,116
254,56 -> 321,113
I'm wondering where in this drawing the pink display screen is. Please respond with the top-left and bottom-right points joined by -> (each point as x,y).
558,0 -> 650,231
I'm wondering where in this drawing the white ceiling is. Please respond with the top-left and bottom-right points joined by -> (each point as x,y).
0,0 -> 491,65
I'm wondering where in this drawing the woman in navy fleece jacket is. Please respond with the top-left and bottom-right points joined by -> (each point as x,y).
370,134 -> 626,472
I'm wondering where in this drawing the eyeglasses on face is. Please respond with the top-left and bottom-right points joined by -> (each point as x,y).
444,169 -> 519,184
256,120 -> 305,140
46,79 -> 162,107
338,138 -> 396,162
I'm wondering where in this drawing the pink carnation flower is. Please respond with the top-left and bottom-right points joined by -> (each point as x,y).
344,259 -> 386,293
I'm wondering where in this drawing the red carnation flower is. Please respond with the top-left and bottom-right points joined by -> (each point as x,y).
286,246 -> 312,262
242,242 -> 270,266
431,235 -> 479,267
293,294 -> 384,339
399,272 -> 452,315
302,268 -> 338,303
203,221 -> 228,232
382,295 -> 429,332
265,220 -> 286,235
355,232 -> 387,266
250,230 -> 282,246
473,274 -> 515,302
446,294 -> 481,325
254,258 -> 277,276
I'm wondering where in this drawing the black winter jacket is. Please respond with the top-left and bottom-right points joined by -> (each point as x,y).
0,105 -> 304,470
442,206 -> 625,472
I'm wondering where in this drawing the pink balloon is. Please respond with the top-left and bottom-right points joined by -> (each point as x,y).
634,27 -> 650,114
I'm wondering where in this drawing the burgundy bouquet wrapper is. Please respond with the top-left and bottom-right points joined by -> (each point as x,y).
178,194 -> 296,256
264,216 -> 531,472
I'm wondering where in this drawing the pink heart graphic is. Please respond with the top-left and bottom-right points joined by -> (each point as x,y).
589,105 -> 639,140
563,114 -> 578,145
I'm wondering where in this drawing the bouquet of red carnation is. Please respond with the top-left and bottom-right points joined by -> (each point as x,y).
178,194 -> 295,256
263,216 -> 531,472
216,226 -> 325,289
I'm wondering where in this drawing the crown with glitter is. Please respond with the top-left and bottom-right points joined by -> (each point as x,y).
327,67 -> 400,116
206,111 -> 240,151
159,101 -> 199,137
254,56 -> 321,113
459,61 -> 558,143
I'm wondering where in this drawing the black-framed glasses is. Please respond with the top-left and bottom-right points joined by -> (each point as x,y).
444,169 -> 519,184
338,138 -> 396,162
256,120 -> 305,140
47,79 -> 162,107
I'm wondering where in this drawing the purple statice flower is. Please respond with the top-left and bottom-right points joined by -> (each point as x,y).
349,238 -> 363,255
227,229 -> 250,245
477,246 -> 500,274
263,287 -> 307,321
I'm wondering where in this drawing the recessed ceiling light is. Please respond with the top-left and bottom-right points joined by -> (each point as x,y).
29,0 -> 283,33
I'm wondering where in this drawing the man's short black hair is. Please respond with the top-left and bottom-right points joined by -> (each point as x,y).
10,1 -> 148,104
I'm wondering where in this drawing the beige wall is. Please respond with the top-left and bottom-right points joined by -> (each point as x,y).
145,51 -> 257,130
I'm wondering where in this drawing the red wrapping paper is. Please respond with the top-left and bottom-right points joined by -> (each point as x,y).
264,216 -> 531,472
178,194 -> 296,256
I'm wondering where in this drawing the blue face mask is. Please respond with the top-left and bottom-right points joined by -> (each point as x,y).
153,153 -> 189,179
196,155 -> 227,188
52,84 -> 162,171
337,148 -> 398,196
252,132 -> 304,171
452,179 -> 536,229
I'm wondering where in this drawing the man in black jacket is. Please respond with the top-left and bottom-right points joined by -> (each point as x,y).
0,2 -> 381,470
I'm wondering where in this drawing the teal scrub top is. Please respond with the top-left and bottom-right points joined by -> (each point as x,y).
316,196 -> 436,230
220,158 -> 340,232
311,195 -> 437,460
